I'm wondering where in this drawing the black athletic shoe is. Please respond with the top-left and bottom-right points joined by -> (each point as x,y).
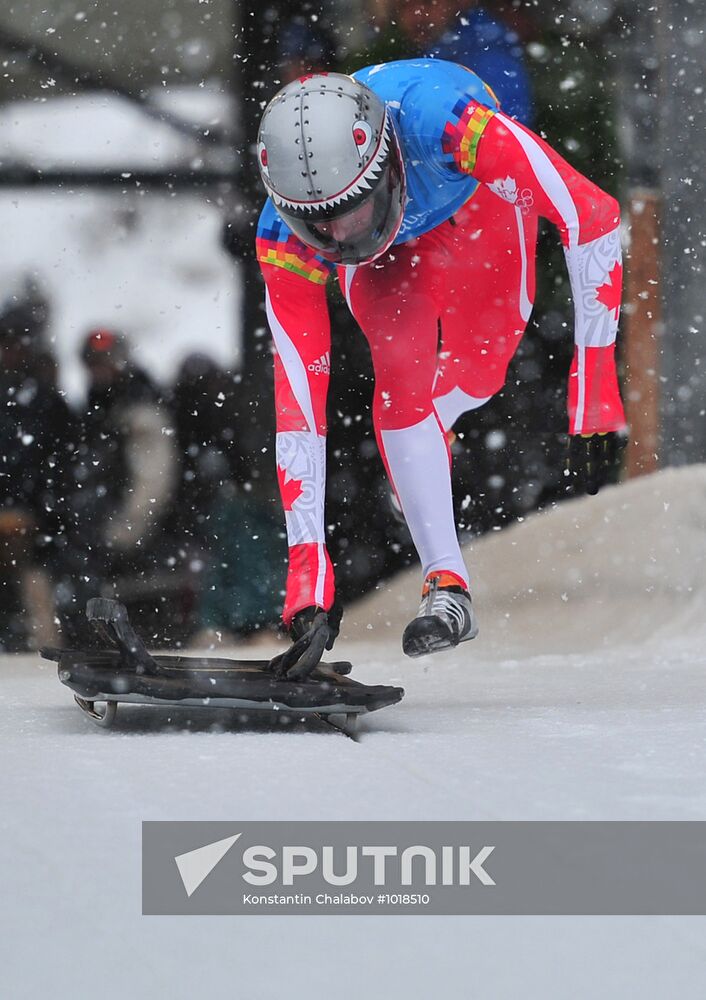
402,571 -> 478,658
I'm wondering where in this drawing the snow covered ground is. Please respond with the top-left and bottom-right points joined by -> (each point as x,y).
2,466 -> 706,997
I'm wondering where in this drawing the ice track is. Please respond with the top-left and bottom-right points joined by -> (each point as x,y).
2,466 -> 706,998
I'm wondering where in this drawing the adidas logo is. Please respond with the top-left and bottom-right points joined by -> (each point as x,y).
307,352 -> 330,375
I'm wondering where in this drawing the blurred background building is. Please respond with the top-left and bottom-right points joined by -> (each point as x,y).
0,0 -> 703,649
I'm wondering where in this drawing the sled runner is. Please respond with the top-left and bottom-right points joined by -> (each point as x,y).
43,599 -> 404,735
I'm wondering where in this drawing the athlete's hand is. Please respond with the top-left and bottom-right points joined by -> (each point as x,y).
565,430 -> 628,496
269,603 -> 343,680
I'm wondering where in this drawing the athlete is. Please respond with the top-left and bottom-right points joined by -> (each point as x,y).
256,60 -> 625,677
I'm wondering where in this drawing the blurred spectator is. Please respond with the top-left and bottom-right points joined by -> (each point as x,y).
0,284 -> 77,650
167,353 -> 243,542
423,1 -> 533,124
196,482 -> 287,639
0,275 -> 50,349
80,327 -> 176,553
56,328 -> 177,641
358,0 -> 534,123
164,353 -> 286,641
276,12 -> 338,83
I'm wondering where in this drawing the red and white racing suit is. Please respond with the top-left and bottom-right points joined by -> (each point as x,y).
258,101 -> 625,624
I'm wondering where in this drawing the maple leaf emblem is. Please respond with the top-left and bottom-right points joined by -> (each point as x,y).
489,175 -> 519,204
277,465 -> 304,511
595,261 -> 623,319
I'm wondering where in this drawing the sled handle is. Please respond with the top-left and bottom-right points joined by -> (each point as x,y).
86,598 -> 159,675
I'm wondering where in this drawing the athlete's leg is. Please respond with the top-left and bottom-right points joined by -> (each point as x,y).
432,186 -> 539,430
340,251 -> 469,588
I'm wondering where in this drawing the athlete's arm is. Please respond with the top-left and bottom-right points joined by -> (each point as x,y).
448,99 -> 625,435
257,203 -> 336,625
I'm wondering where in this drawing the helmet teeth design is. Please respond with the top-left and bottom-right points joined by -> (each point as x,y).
267,115 -> 393,214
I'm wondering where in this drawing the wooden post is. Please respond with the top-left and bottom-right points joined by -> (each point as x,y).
623,189 -> 662,477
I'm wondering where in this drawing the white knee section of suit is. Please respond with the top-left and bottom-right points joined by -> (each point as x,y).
380,413 -> 469,588
433,386 -> 491,431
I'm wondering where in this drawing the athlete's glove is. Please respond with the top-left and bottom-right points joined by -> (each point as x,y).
565,430 -> 627,496
269,602 -> 344,680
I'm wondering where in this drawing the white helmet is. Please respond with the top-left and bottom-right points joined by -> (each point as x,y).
258,73 -> 406,265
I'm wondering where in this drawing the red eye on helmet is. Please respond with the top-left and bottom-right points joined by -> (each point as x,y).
352,120 -> 373,156
258,141 -> 270,177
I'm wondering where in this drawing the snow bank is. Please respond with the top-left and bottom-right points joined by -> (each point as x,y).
345,465 -> 706,656
0,87 -> 233,170
0,90 -> 240,399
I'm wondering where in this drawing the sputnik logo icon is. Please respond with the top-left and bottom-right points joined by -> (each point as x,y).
174,833 -> 242,897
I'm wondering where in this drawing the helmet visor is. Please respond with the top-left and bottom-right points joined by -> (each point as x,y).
281,148 -> 405,266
